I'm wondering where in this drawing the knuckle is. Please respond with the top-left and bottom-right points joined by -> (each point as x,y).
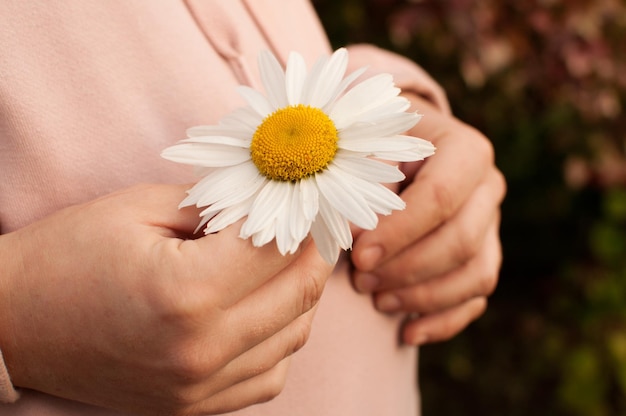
471,297 -> 489,320
429,180 -> 456,222
464,125 -> 495,165
493,168 -> 507,197
150,279 -> 221,335
298,270 -> 325,313
411,287 -> 437,313
167,386 -> 204,410
167,345 -> 221,384
257,366 -> 288,403
479,271 -> 499,297
474,235 -> 502,297
479,135 -> 495,166
243,320 -> 274,344
452,224 -> 480,265
241,358 -> 278,382
289,316 -> 313,354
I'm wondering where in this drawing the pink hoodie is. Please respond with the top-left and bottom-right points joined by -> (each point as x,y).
0,1 -> 449,414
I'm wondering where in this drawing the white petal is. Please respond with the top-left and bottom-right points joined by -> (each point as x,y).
289,181 -> 312,244
286,52 -> 307,105
251,223 -> 276,247
325,162 -> 405,216
204,196 -> 255,234
330,73 -> 399,128
161,143 -> 251,167
371,150 -> 430,162
349,175 -> 406,215
315,167 -> 378,230
237,86 -> 273,117
241,180 -> 290,238
339,135 -> 423,155
181,162 -> 260,207
194,213 -> 213,234
371,136 -> 436,161
300,55 -> 328,105
274,182 -> 295,255
322,66 -> 367,114
310,48 -> 348,108
333,152 -> 405,183
299,178 -> 319,221
258,50 -> 288,109
318,193 -> 353,250
339,112 -> 420,142
286,236 -> 302,255
196,174 -> 266,215
367,190 -> 405,215
275,217 -> 293,255
310,218 -> 340,264
348,97 -> 412,125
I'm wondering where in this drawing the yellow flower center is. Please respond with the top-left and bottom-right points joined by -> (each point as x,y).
250,105 -> 338,181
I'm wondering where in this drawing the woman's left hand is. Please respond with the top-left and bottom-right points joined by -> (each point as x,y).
350,93 -> 506,345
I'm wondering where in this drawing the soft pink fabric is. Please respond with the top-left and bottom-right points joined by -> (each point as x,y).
0,1 -> 448,414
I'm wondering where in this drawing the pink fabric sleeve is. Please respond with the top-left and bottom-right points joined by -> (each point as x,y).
0,349 -> 19,403
346,43 -> 452,115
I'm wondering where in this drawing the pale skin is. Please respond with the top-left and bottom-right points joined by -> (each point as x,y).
0,184 -> 334,415
0,95 -> 505,415
352,92 -> 507,345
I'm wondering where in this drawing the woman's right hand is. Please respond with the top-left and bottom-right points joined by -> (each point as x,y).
0,184 -> 333,415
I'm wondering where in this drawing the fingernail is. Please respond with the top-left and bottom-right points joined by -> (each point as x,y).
355,273 -> 380,292
376,293 -> 402,313
359,245 -> 383,270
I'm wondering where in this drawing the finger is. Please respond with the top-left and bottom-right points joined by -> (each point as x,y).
402,296 -> 488,345
144,185 -> 321,315
354,168 -> 505,292
374,216 -> 502,314
217,240 -> 331,361
352,107 -> 495,272
194,307 -> 317,400
104,183 -> 203,236
151,243 -> 327,404
166,222 -> 303,308
195,358 -> 292,415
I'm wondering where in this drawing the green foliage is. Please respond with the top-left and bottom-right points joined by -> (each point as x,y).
314,0 -> 626,414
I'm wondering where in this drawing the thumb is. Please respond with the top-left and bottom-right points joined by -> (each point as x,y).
119,183 -> 202,238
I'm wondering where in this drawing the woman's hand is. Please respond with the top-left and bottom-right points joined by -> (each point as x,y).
0,184 -> 333,415
351,94 -> 506,345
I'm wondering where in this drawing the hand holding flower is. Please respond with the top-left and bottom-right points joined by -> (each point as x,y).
0,184 -> 333,414
351,93 -> 506,345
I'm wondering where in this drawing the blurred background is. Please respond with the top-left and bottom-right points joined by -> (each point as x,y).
313,0 -> 626,414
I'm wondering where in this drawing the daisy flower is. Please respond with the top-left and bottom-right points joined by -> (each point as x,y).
161,48 -> 435,264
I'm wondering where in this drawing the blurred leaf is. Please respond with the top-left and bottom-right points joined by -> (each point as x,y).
608,332 -> 626,395
558,346 -> 606,416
